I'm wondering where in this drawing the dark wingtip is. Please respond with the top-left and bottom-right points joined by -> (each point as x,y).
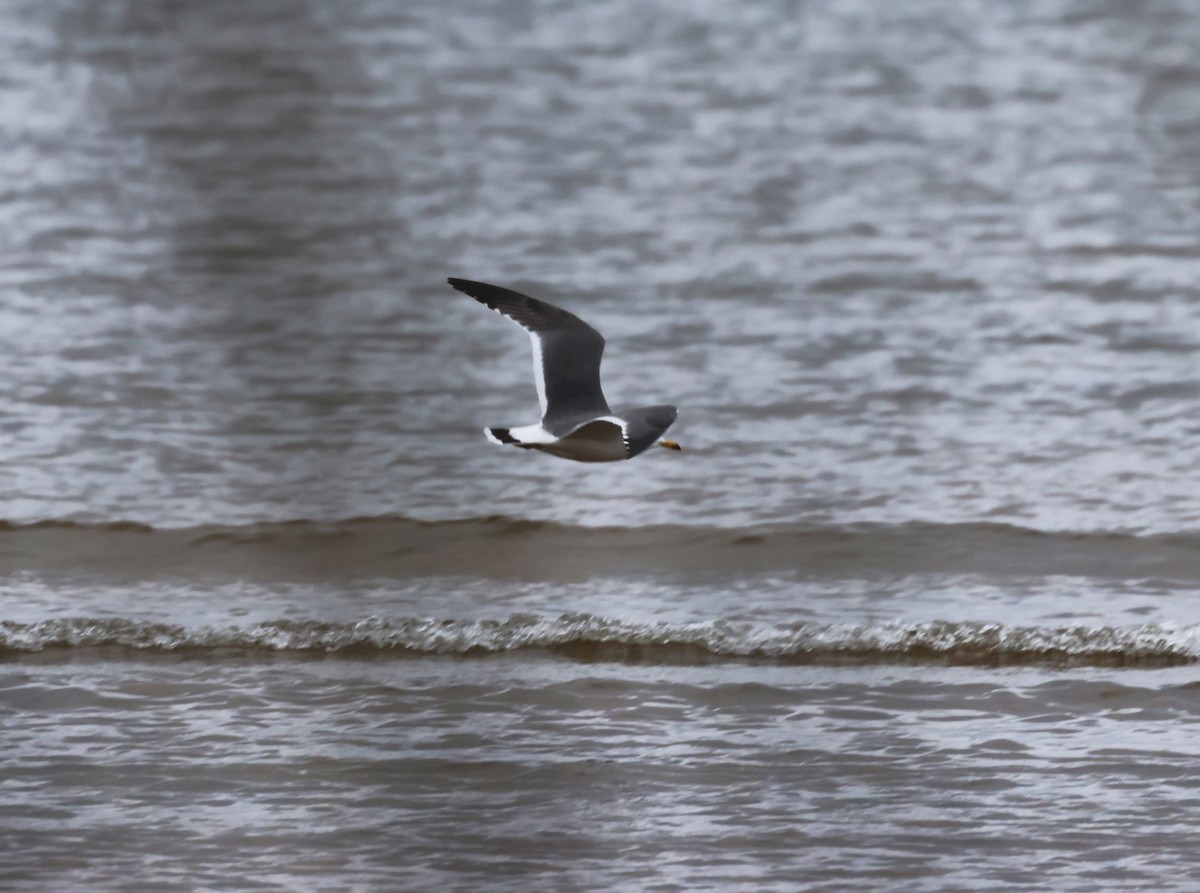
486,427 -> 519,444
447,278 -> 497,302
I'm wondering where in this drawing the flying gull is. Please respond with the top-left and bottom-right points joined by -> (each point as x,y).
449,278 -> 681,462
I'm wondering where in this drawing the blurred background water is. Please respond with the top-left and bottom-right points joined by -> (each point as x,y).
3,1 -> 1200,890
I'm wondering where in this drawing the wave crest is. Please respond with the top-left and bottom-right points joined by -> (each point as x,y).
2,615 -> 1195,667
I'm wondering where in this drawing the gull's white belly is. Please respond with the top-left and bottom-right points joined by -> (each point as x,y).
532,419 -> 627,463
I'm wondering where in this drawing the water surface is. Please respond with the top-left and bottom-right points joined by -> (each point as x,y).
3,1 -> 1200,889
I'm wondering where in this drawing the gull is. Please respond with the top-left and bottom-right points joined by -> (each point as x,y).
449,278 -> 681,462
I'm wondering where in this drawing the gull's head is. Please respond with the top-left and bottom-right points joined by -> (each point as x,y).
658,439 -> 682,451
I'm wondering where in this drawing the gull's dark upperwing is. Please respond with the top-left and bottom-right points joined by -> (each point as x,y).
449,278 -> 611,431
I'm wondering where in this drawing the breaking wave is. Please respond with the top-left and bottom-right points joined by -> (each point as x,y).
2,615 -> 1196,667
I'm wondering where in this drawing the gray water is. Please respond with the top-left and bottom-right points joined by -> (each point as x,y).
4,0 -> 1200,889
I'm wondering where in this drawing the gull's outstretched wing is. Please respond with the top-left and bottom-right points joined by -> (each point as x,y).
449,278 -> 611,430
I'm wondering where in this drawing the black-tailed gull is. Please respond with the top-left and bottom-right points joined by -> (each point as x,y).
449,278 -> 681,462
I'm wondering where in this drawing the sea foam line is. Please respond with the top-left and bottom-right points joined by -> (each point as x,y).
1,615 -> 1196,666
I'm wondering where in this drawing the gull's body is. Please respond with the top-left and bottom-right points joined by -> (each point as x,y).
449,278 -> 680,463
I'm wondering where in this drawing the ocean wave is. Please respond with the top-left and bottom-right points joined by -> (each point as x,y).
2,615 -> 1195,667
3,515 -> 1200,582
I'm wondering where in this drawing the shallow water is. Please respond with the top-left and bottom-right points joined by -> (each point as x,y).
4,0 -> 1200,889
